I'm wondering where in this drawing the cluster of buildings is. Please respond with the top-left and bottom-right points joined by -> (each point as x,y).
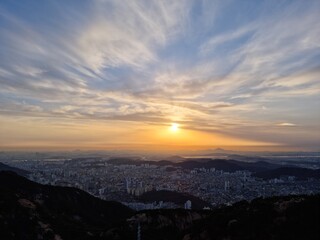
5,156 -> 320,209
125,178 -> 153,196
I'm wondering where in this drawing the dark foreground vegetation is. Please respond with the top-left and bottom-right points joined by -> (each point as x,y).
0,171 -> 319,240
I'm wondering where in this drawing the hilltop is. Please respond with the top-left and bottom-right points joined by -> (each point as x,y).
138,190 -> 211,210
0,162 -> 30,176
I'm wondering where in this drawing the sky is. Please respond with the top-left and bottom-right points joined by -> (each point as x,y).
0,0 -> 319,151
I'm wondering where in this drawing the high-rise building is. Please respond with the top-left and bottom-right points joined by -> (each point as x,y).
224,180 -> 230,191
184,200 -> 192,209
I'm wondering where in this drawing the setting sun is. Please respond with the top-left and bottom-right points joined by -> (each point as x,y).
169,123 -> 179,132
0,0 -> 318,152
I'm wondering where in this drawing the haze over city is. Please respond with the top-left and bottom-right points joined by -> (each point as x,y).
0,0 -> 319,151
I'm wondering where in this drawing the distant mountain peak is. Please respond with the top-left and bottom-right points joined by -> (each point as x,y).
165,155 -> 185,162
213,148 -> 229,153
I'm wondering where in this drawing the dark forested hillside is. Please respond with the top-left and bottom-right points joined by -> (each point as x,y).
0,171 -> 134,240
0,162 -> 30,176
1,171 -> 319,240
139,190 -> 211,210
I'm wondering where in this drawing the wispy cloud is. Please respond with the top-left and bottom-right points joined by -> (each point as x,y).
277,123 -> 296,127
0,0 -> 319,149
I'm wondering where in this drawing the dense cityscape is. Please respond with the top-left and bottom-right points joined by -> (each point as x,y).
3,152 -> 320,211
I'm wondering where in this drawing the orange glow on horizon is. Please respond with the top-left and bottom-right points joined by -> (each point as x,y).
0,117 -> 282,151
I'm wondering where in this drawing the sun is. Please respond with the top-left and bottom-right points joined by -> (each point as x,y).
169,123 -> 179,132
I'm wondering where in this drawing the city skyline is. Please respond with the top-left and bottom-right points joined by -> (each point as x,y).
0,0 -> 319,151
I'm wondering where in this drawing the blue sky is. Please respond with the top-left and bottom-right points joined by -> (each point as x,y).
0,0 -> 319,150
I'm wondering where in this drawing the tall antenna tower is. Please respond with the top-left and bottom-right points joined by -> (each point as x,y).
137,222 -> 141,240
